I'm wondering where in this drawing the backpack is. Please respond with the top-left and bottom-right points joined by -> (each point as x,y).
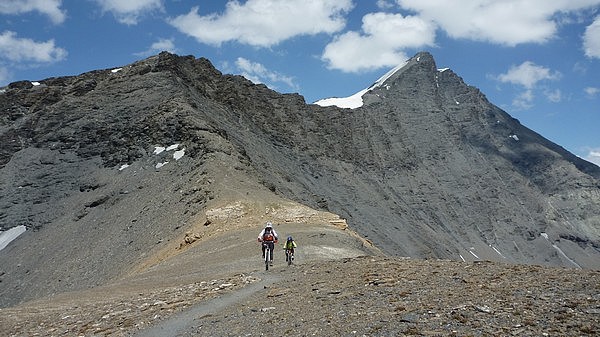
263,227 -> 274,241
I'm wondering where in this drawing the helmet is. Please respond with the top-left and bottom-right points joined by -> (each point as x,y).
287,236 -> 293,241
265,222 -> 273,228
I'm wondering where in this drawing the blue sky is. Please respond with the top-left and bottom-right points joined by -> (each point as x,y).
1,0 -> 599,166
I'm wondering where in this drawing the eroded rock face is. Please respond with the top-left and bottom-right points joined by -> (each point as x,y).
0,51 -> 599,307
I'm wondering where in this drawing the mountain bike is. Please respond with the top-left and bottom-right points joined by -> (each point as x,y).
262,241 -> 274,270
285,248 -> 294,266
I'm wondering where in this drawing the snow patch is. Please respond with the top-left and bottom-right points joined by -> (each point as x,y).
111,68 -> 122,73
314,60 -> 408,109
166,144 -> 179,151
0,225 -> 27,251
552,243 -> 581,269
313,89 -> 368,109
153,144 -> 184,168
438,68 -> 449,72
510,134 -> 519,141
540,232 -> 581,268
31,81 -> 41,86
118,164 -> 130,171
468,249 -> 479,259
173,149 -> 185,161
490,245 -> 506,258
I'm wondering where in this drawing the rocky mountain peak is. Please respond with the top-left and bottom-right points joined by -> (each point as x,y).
1,51 -> 599,309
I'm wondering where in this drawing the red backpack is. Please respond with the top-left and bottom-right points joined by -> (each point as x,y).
263,228 -> 274,242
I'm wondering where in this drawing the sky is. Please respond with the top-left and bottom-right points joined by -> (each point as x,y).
1,0 -> 599,166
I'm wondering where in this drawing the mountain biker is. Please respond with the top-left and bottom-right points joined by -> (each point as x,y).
258,222 -> 278,265
284,236 -> 297,262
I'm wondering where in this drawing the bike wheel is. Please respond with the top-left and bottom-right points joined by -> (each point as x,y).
265,246 -> 270,271
287,251 -> 292,266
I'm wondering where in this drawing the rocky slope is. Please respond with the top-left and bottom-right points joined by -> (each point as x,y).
2,253 -> 599,336
0,51 -> 599,310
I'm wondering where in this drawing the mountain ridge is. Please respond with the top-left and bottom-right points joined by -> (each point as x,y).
0,51 -> 599,308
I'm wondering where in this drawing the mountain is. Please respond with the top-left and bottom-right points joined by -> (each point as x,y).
0,51 -> 599,308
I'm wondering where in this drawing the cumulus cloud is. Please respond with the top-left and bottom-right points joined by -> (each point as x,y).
135,38 -> 176,57
496,61 -> 562,109
0,31 -> 67,63
322,12 -> 435,72
168,0 -> 353,47
0,0 -> 66,24
94,0 -> 163,25
497,61 -> 561,89
235,57 -> 298,91
397,0 -> 600,46
149,38 -> 175,52
584,87 -> 600,98
583,15 -> 600,58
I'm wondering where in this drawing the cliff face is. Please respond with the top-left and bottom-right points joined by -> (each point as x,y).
0,51 -> 599,307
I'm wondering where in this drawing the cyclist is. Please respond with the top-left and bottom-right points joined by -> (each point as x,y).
258,222 -> 278,265
284,236 -> 297,263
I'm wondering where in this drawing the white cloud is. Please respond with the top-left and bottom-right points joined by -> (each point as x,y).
584,149 -> 600,166
376,0 -> 395,10
0,31 -> 67,63
135,38 -> 176,57
396,0 -> 600,46
149,38 -> 175,53
585,86 -> 600,97
583,15 -> 600,58
512,89 -> 534,110
235,57 -> 298,91
0,0 -> 66,24
168,0 -> 353,47
94,0 -> 163,25
497,61 -> 561,89
544,88 -> 562,103
496,61 -> 561,109
322,12 -> 436,72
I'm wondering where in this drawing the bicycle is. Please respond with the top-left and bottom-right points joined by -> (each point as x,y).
285,248 -> 294,266
262,241 -> 274,270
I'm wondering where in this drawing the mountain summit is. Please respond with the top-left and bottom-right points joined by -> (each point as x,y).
1,51 -> 599,307
308,51 -> 600,266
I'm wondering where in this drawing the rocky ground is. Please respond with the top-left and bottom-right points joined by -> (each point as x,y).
2,239 -> 599,336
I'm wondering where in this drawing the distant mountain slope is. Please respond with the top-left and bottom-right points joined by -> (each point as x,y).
216,52 -> 600,268
0,51 -> 599,307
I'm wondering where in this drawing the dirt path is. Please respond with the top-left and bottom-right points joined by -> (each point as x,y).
134,272 -> 281,337
129,221 -> 376,336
